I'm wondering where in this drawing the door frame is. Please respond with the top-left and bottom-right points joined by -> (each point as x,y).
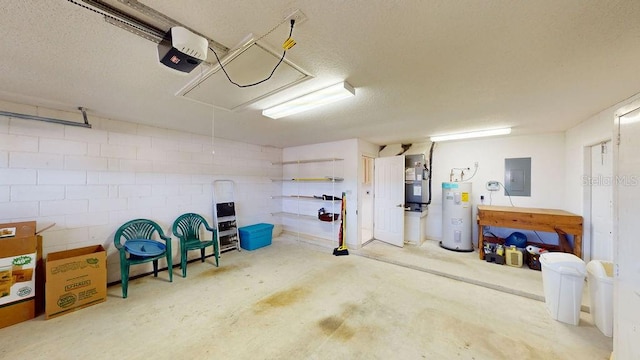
582,138 -> 613,262
373,155 -> 405,247
359,154 -> 375,246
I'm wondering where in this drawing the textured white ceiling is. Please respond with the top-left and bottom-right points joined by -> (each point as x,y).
1,0 -> 640,147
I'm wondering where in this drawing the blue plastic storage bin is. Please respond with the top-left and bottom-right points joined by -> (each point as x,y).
238,223 -> 274,250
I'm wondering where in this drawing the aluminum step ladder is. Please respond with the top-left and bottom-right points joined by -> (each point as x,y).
213,180 -> 241,252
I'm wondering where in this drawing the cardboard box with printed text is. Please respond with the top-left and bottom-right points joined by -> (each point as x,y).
0,221 -> 44,329
45,245 -> 107,319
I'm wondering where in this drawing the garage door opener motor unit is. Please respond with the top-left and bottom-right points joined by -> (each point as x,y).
158,27 -> 208,73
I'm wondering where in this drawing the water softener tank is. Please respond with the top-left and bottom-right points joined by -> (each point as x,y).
441,182 -> 473,252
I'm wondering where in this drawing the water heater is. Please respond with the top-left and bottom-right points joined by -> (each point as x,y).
441,182 -> 473,252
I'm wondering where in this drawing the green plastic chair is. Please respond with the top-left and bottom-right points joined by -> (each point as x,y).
173,213 -> 220,277
172,213 -> 219,277
113,219 -> 173,298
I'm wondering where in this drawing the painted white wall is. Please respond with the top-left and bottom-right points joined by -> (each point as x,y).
565,106 -> 616,261
282,139 -> 360,249
0,100 -> 282,283
564,93 -> 640,265
425,133 -> 566,245
614,103 -> 640,360
564,110 -> 614,216
567,93 -> 640,360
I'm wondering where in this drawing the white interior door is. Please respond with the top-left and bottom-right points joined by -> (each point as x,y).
360,155 -> 374,243
614,107 -> 640,358
374,155 -> 404,247
590,141 -> 613,261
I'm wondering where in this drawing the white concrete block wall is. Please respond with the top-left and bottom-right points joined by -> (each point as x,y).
39,138 -> 87,155
0,186 -> 9,202
0,169 -> 36,184
39,170 -> 86,184
10,185 -> 65,201
64,156 -> 109,171
0,134 -> 38,152
0,102 -> 282,284
0,152 -> 7,168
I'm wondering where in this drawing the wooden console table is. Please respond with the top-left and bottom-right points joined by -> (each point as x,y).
477,205 -> 583,260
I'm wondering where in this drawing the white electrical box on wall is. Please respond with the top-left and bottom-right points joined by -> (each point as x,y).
486,181 -> 500,191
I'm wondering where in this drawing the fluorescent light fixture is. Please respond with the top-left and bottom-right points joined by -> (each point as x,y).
430,127 -> 512,142
262,81 -> 355,119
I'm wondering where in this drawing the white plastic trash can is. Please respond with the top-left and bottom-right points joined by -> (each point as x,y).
540,252 -> 586,325
587,260 -> 614,337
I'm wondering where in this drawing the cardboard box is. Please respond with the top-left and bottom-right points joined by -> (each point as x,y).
0,221 -> 44,329
45,245 -> 106,319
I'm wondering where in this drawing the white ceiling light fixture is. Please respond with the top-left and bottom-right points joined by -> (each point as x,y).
430,127 -> 512,142
262,81 -> 355,119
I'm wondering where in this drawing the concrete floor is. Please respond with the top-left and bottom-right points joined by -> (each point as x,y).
0,235 -> 612,359
355,239 -> 592,310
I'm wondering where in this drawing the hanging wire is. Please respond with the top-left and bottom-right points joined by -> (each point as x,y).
254,15 -> 292,43
464,163 -> 479,181
208,20 -> 295,88
71,0 -> 297,88
208,51 -> 216,155
211,104 -> 216,155
498,181 -> 515,207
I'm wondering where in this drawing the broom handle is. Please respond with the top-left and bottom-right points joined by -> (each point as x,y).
338,197 -> 344,247
341,193 -> 346,247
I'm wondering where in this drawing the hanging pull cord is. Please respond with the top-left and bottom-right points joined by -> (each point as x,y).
209,19 -> 295,88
